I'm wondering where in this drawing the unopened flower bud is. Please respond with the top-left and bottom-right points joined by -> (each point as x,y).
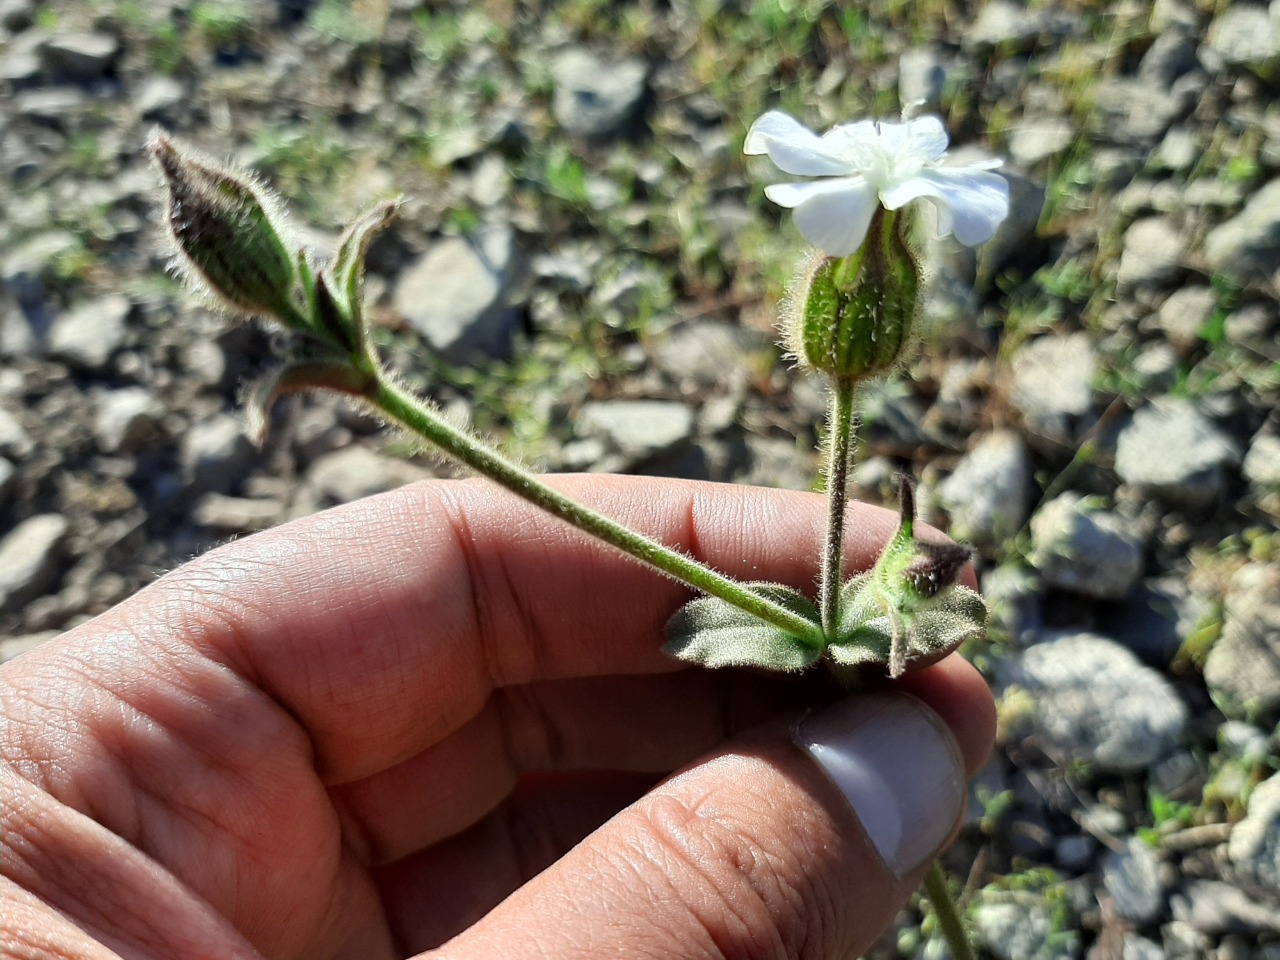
149,131 -> 302,327
782,207 -> 921,383
903,542 -> 972,599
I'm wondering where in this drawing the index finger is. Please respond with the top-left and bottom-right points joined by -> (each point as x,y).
88,475 -> 922,782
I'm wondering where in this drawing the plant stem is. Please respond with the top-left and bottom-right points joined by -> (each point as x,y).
820,377 -> 856,639
924,861 -> 976,960
370,374 -> 825,646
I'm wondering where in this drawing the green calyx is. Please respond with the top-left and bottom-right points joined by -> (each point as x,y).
785,207 -> 921,383
149,132 -> 304,327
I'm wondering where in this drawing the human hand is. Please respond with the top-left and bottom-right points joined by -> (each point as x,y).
1,475 -> 994,960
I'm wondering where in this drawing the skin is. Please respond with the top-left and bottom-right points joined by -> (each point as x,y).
0,476 -> 995,960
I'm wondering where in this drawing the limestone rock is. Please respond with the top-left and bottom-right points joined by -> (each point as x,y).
1204,564 -> 1280,722
551,48 -> 647,139
0,514 -> 69,613
1029,493 -> 1144,600
998,631 -> 1188,773
394,228 -> 521,362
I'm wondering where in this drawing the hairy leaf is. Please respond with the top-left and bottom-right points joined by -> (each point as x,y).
829,575 -> 986,673
664,584 -> 822,672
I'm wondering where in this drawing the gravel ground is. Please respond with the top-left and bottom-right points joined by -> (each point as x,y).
2,1 -> 1279,957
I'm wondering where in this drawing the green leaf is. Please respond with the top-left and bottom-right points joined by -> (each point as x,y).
331,199 -> 399,316
829,575 -> 987,673
242,360 -> 374,445
663,584 -> 822,672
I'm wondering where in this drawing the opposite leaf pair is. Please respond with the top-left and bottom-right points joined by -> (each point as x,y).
664,480 -> 985,679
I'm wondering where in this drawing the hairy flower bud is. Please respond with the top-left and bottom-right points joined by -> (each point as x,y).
149,131 -> 303,327
782,207 -> 921,383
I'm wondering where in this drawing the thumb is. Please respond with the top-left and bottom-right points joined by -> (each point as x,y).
436,691 -> 975,960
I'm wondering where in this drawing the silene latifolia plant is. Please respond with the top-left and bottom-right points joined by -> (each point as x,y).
149,109 -> 1009,959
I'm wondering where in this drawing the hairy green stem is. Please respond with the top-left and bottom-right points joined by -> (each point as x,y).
924,861 -> 976,960
370,374 -> 825,646
820,378 -> 856,639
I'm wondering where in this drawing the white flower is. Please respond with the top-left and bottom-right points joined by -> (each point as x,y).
744,110 -> 1010,256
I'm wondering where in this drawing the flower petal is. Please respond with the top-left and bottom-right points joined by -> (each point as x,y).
765,178 -> 879,256
880,168 -> 1010,246
744,110 -> 852,176
820,119 -> 879,151
904,116 -> 950,163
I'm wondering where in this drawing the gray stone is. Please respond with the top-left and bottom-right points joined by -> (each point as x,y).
1204,5 -> 1279,70
1008,116 -> 1075,167
1140,29 -> 1200,86
289,406 -> 351,468
532,243 -> 601,291
428,122 -> 483,166
40,31 -> 120,79
742,435 -> 819,496
551,48 -> 647,139
1130,343 -> 1180,393
1103,837 -> 1165,925
0,514 -> 69,613
468,153 -> 510,207
576,400 -> 695,470
1152,0 -> 1199,32
1153,286 -> 1218,349
1219,720 -> 1270,764
1183,177 -> 1244,210
182,338 -> 228,390
1117,217 -> 1187,290
1082,804 -> 1129,838
0,40 -> 40,83
973,897 -> 1080,960
180,413 -> 254,494
135,75 -> 186,120
1244,430 -> 1280,489
976,167 -> 1045,278
936,431 -> 1033,548
1204,179 -> 1280,283
1123,935 -> 1167,960
13,87 -> 87,124
898,47 -> 949,111
394,228 -> 521,362
653,319 -> 770,391
94,387 -> 164,454
1229,773 -> 1280,899
556,436 -> 609,472
1204,564 -> 1280,722
193,493 -> 282,532
304,445 -> 432,506
981,562 -> 1042,646
0,407 -> 32,459
1225,303 -> 1276,349
1171,878 -> 1280,935
1010,333 -> 1096,441
1152,129 -> 1199,173
997,631 -> 1188,773
1090,79 -> 1191,145
48,294 -> 131,371
1115,399 -> 1239,508
1056,834 -> 1096,872
1029,493 -> 1144,600
0,0 -> 36,31
1103,577 -> 1211,667
967,1 -> 1052,50
1,230 -> 81,291
1161,919 -> 1211,960
0,457 -> 15,507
